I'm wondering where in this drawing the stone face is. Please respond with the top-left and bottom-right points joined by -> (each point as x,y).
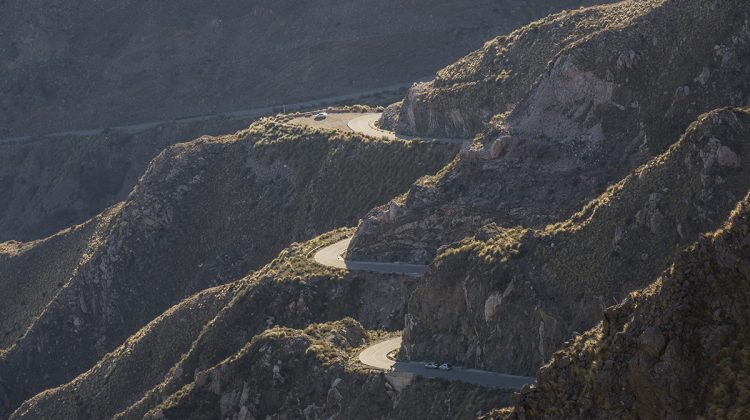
402,109 -> 750,375
638,326 -> 666,358
496,195 -> 750,419
352,0 -> 750,265
459,136 -> 511,160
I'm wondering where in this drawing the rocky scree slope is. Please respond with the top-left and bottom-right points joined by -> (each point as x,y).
140,319 -> 511,420
402,108 -> 750,375
0,0 -> 610,138
351,0 -> 750,264
0,116 -> 253,243
11,231 -> 454,419
494,191 -> 750,419
0,121 -> 456,417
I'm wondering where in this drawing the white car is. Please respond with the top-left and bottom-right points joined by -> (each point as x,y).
424,362 -> 438,369
438,363 -> 453,371
313,112 -> 328,120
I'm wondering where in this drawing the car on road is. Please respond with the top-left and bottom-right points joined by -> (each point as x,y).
424,362 -> 438,369
313,112 -> 328,120
439,363 -> 453,371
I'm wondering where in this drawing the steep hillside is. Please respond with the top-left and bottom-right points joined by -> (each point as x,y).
143,319 -> 509,420
402,108 -> 750,375
0,209 -> 115,349
0,122 -> 457,417
0,0 -> 611,138
10,282 -> 241,420
380,1 -> 629,138
495,192 -> 750,419
351,0 -> 750,264
12,234 -> 507,419
5,1 -> 750,418
0,115 -> 253,243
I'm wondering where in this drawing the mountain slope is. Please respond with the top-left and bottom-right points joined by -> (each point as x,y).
0,115 -> 254,243
143,319 -> 510,420
13,232 -> 509,419
9,231 -> 409,418
0,121 -> 457,417
351,0 -> 750,264
403,108 -> 750,375
5,0 -> 750,418
496,192 -> 750,419
0,209 -> 115,349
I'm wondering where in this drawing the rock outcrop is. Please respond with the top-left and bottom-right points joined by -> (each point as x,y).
494,192 -> 750,419
402,108 -> 750,375
352,0 -> 750,264
380,1 -> 628,138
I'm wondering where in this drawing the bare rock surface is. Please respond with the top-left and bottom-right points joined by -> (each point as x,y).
403,108 -> 750,375
352,0 -> 750,264
494,192 -> 750,419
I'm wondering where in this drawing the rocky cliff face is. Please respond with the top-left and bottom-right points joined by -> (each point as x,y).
402,108 -> 750,375
379,1 -> 628,138
352,0 -> 750,265
494,192 -> 750,419
0,122 -> 456,417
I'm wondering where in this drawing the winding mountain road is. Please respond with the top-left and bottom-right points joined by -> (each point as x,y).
314,239 -> 536,389
313,237 -> 427,277
291,112 -> 468,145
0,81 -> 420,145
360,336 -> 535,390
305,112 -> 527,390
347,113 -> 467,144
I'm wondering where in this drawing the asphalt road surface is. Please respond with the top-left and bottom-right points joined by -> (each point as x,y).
359,336 -> 536,390
313,237 -> 427,277
290,112 -> 467,144
319,239 -> 535,389
347,113 -> 467,144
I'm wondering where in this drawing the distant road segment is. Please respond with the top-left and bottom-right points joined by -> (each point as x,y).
290,112 -> 467,145
347,113 -> 467,144
359,336 -> 536,390
313,237 -> 427,277
0,81 -> 419,145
